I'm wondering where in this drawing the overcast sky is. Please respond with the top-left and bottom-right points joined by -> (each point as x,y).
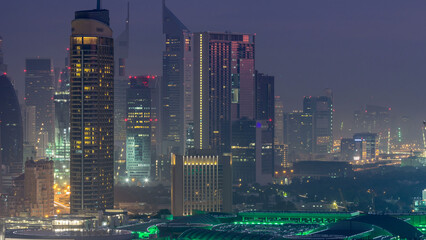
1,0 -> 426,140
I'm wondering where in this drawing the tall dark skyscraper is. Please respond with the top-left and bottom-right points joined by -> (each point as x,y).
231,118 -> 256,184
0,74 -> 23,192
0,36 -> 7,75
162,1 -> 192,156
255,71 -> 275,121
70,3 -> 114,213
114,3 -> 130,184
25,58 -> 54,157
284,111 -> 313,161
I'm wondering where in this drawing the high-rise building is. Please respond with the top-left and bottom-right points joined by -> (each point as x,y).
193,32 -> 255,153
284,111 -> 313,161
70,3 -> 114,213
162,1 -> 192,156
304,95 -> 333,154
25,58 -> 54,156
53,51 -> 71,187
126,76 -> 159,185
256,120 -> 275,185
274,96 -> 284,145
255,72 -> 274,121
0,75 -> 23,192
353,133 -> 378,161
114,3 -> 130,184
24,159 -> 54,217
231,118 -> 256,184
340,138 -> 355,161
0,36 -> 7,75
171,151 -> 232,216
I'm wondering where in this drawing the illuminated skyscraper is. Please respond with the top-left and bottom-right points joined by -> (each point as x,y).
25,58 -> 54,157
194,32 -> 255,153
162,1 -> 192,156
126,76 -> 159,185
70,3 -> 114,213
114,3 -> 130,184
53,53 -> 70,187
0,75 -> 23,192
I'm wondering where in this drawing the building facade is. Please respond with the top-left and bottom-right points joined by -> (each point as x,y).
25,58 -> 54,157
171,152 -> 232,216
0,75 -> 23,193
70,6 -> 114,213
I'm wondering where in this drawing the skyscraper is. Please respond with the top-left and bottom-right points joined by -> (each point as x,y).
303,94 -> 333,154
194,32 -> 255,153
25,58 -> 54,157
114,3 -> 130,184
0,75 -> 23,192
255,71 -> 275,121
126,76 -> 156,185
284,111 -> 313,161
0,36 -> 7,75
231,118 -> 256,184
70,3 -> 114,213
162,1 -> 191,156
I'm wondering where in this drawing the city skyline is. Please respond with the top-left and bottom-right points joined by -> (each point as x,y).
1,0 -> 426,141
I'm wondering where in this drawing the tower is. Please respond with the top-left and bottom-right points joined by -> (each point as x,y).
70,2 -> 114,213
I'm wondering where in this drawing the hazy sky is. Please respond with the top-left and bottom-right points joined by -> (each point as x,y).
1,0 -> 426,139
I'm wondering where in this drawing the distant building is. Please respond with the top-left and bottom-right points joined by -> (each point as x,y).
114,3 -> 130,185
284,111 -> 313,161
256,120 -> 275,185
255,72 -> 274,121
161,1 -> 192,156
25,58 -> 54,154
171,151 -> 232,216
126,76 -> 159,185
70,5 -> 114,213
353,133 -> 377,161
231,118 -> 256,184
304,95 -> 333,154
340,138 -> 355,161
0,75 -> 23,193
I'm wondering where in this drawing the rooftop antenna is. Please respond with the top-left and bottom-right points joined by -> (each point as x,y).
127,2 -> 130,24
97,0 -> 101,10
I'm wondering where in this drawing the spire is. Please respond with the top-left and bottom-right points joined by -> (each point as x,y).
163,0 -> 189,34
97,0 -> 101,10
126,1 -> 130,28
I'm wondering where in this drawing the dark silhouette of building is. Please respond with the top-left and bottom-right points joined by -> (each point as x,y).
70,2 -> 114,213
340,138 -> 355,161
255,72 -> 274,121
161,0 -> 192,156
114,3 -> 130,184
0,74 -> 23,192
0,36 -> 7,74
231,118 -> 256,184
284,111 -> 313,161
25,58 -> 54,156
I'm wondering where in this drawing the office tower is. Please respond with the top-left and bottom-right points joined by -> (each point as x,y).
25,58 -> 54,157
162,1 -> 192,156
255,72 -> 275,121
354,105 -> 391,153
274,96 -> 284,145
114,3 -> 130,184
304,95 -> 333,154
126,76 -> 159,185
340,138 -> 355,161
284,111 -> 313,161
231,118 -> 256,184
24,159 -> 54,217
54,92 -> 70,186
0,36 -> 7,74
0,75 -> 23,193
193,32 -> 254,153
171,151 -> 232,216
70,3 -> 114,213
256,120 -> 275,185
23,105 -> 37,146
353,133 -> 377,161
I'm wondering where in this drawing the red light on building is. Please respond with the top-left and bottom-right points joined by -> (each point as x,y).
150,119 -> 153,122
3,72 -> 6,75
129,76 -> 132,79
59,80 -> 62,83
124,118 -> 128,122
155,119 -> 158,122
24,69 -> 27,73
269,118 -> 272,122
